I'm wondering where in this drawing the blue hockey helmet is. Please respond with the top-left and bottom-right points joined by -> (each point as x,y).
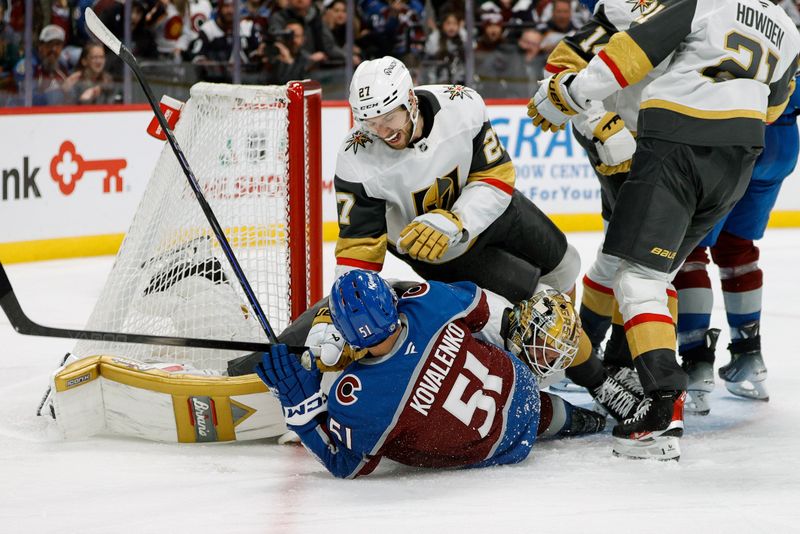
329,270 -> 400,349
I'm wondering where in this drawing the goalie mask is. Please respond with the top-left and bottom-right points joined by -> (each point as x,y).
505,289 -> 581,379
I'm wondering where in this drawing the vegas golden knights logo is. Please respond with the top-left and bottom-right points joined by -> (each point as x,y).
412,167 -> 460,215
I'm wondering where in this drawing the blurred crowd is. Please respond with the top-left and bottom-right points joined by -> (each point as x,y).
3,0 -> 800,106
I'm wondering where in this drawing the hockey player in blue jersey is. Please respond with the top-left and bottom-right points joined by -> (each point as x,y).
673,78 -> 800,414
255,270 -> 607,478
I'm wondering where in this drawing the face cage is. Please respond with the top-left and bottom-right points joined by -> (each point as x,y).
520,323 -> 579,379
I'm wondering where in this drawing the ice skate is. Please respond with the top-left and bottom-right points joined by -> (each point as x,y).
718,323 -> 769,401
683,361 -> 714,415
681,328 -> 720,415
605,365 -> 643,396
560,405 -> 606,437
591,374 -> 642,422
612,390 -> 685,461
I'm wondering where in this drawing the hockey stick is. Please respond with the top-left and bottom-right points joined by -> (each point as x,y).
84,8 -> 279,344
0,261 -> 305,354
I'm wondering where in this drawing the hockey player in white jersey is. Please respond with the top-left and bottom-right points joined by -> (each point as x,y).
542,0 -> 679,397
332,56 -> 644,423
528,0 -> 800,460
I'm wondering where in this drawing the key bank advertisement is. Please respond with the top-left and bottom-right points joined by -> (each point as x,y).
1,103 -> 799,262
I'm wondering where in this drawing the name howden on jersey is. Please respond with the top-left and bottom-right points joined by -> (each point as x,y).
409,322 -> 466,417
737,3 -> 785,49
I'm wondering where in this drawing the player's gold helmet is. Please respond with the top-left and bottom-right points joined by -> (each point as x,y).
505,289 -> 581,379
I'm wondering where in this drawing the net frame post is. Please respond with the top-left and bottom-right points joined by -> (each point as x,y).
287,80 -> 323,321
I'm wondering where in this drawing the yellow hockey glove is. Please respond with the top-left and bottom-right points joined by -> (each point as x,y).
527,71 -> 587,132
587,112 -> 636,175
398,209 -> 463,262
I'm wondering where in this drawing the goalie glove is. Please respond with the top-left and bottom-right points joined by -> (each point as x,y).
586,111 -> 636,176
527,71 -> 589,132
255,344 -> 326,432
398,209 -> 464,262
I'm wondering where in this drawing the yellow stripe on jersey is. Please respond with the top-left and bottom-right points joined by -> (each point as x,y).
767,79 -> 796,123
547,41 -> 589,72
626,321 -> 675,359
466,160 -> 516,193
602,32 -> 654,87
335,234 -> 388,265
640,99 -> 767,121
582,284 -> 615,317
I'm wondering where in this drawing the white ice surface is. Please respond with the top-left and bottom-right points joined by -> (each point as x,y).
2,231 -> 800,533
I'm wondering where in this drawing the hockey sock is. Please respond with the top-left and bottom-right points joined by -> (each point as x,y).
565,347 -> 605,389
536,392 -> 569,438
580,275 -> 615,348
711,232 -> 762,340
673,247 -> 713,355
603,301 -> 632,368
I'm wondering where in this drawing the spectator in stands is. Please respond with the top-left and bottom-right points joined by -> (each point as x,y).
62,42 -> 118,104
0,0 -> 21,100
518,27 -> 545,75
424,9 -> 465,83
96,0 -> 158,62
479,0 -> 534,24
538,0 -> 575,53
359,0 -> 425,60
323,0 -> 362,65
13,24 -> 68,106
269,0 -> 343,67
475,11 -> 505,52
264,20 -> 311,83
190,0 -> 260,82
475,12 -> 524,97
241,0 -> 272,35
146,0 -> 194,61
504,27 -> 544,96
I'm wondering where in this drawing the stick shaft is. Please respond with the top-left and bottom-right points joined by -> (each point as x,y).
0,262 -> 304,353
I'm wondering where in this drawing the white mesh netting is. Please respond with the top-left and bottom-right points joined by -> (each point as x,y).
72,83 -> 299,372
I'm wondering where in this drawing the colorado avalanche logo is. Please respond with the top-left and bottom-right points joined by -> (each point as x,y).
444,85 -> 474,101
626,0 -> 656,13
402,283 -> 430,299
345,131 -> 373,154
336,374 -> 362,406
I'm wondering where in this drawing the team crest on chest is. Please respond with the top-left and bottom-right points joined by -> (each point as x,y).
412,167 -> 460,215
345,131 -> 373,154
444,85 -> 474,101
626,0 -> 656,13
336,374 -> 362,406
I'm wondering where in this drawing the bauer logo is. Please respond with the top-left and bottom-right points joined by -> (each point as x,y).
49,141 -> 127,195
188,396 -> 218,442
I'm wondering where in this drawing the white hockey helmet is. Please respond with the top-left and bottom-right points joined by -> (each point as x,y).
349,56 -> 417,125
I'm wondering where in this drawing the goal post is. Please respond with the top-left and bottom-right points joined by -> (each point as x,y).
70,81 -> 323,374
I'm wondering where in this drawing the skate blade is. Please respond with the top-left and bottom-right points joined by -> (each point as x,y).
725,379 -> 769,401
548,378 -> 585,393
685,390 -> 711,416
612,436 -> 681,461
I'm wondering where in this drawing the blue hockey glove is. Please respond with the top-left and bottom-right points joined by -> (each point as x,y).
255,344 -> 326,431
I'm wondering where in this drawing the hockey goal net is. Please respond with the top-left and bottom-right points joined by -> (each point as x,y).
71,81 -> 322,373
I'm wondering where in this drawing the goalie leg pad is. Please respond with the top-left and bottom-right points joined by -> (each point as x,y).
48,356 -> 287,442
